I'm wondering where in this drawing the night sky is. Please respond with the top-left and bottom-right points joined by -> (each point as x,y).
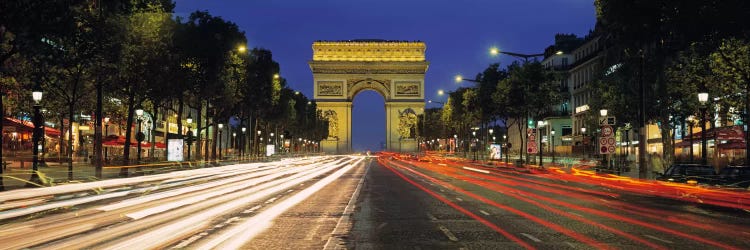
174,0 -> 596,151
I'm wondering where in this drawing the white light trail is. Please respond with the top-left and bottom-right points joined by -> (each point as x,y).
100,158 -> 354,250
194,156 -> 365,249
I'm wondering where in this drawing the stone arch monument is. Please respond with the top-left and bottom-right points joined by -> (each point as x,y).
310,40 -> 428,153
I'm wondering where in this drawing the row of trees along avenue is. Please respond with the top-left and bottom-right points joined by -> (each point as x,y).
0,0 -> 328,185
423,0 -> 750,176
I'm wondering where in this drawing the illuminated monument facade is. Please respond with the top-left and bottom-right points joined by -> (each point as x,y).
310,40 -> 428,153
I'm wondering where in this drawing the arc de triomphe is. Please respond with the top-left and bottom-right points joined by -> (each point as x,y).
310,40 -> 428,153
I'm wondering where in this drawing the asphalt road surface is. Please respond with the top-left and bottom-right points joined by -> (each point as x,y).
344,155 -> 750,249
1,154 -> 749,249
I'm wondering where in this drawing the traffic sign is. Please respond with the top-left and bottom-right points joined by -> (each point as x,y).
599,116 -> 616,125
599,123 -> 616,154
527,141 -> 537,154
601,125 -> 614,137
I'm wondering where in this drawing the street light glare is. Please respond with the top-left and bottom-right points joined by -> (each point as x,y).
555,50 -> 564,55
437,89 -> 445,95
454,75 -> 462,83
237,45 -> 247,52
273,73 -> 280,79
698,92 -> 709,104
489,47 -> 500,55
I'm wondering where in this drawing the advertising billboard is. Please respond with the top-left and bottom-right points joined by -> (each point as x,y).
266,144 -> 275,156
167,139 -> 184,161
489,144 -> 502,160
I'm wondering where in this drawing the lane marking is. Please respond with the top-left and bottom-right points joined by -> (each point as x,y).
644,234 -> 674,244
286,189 -> 294,193
381,160 -> 534,250
438,225 -> 459,242
568,212 -> 584,217
456,197 -> 463,202
479,210 -> 490,216
173,235 -> 203,249
439,189 -> 445,192
565,242 -> 577,249
242,205 -> 262,214
462,167 -> 490,174
426,213 -> 438,221
520,233 -> 542,242
324,158 -> 370,250
264,197 -> 278,204
377,222 -> 388,230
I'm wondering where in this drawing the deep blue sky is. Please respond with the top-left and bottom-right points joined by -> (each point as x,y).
174,0 -> 596,151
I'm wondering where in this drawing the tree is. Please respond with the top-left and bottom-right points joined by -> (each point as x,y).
175,11 -> 246,161
112,2 -> 175,170
491,62 -> 558,162
596,0 -> 750,170
711,38 -> 750,163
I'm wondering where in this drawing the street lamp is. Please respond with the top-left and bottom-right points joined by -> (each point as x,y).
453,134 -> 458,153
488,128 -> 494,151
104,117 -> 110,164
698,92 -> 709,165
218,123 -> 224,161
472,131 -> 477,160
280,134 -> 284,154
30,84 -> 44,184
538,120 -> 544,167
185,114 -> 195,161
581,127 -> 587,158
270,132 -> 275,155
257,130 -> 262,157
551,129 -> 556,164
241,127 -> 247,159
232,132 -> 237,156
135,105 -> 144,164
489,47 -> 544,62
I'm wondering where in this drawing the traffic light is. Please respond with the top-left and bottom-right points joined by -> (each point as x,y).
528,119 -> 534,128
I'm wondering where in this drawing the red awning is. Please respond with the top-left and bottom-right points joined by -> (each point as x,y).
676,125 -> 746,149
718,140 -> 746,150
3,117 -> 61,137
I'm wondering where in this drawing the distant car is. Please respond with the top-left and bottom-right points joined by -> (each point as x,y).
715,166 -> 750,188
657,164 -> 716,185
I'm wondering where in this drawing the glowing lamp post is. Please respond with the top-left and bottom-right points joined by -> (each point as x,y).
185,114 -> 194,161
257,130 -> 262,157
218,123 -> 223,161
135,106 -> 145,164
241,127 -> 246,159
538,120 -> 544,167
698,92 -> 709,165
581,127 -> 587,158
551,129 -> 556,164
30,85 -> 44,184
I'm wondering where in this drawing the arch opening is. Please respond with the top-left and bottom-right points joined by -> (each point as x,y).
352,90 -> 386,152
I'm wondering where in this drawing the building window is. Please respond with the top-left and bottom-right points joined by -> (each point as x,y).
562,58 -> 568,66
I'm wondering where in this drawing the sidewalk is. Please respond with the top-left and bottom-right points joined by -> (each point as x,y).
1,159 -> 130,190
1,153 -> 326,191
